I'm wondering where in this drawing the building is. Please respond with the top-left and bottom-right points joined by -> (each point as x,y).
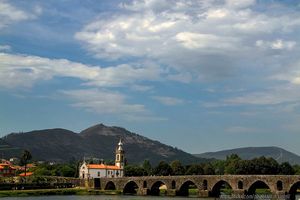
79,139 -> 125,179
0,163 -> 16,177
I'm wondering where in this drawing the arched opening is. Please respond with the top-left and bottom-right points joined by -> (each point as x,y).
143,181 -> 147,188
238,181 -> 243,189
247,180 -> 271,196
123,181 -> 139,195
289,181 -> 300,200
172,180 -> 176,189
203,180 -> 208,190
277,180 -> 283,191
177,180 -> 198,197
209,180 -> 232,197
105,181 -> 116,190
149,181 -> 167,196
94,178 -> 100,189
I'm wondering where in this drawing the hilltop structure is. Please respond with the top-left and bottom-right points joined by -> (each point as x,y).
79,139 -> 125,179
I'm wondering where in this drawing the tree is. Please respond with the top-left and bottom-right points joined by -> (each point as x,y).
279,162 -> 295,175
224,154 -> 241,174
153,161 -> 173,176
59,165 -> 76,177
185,164 -> 204,175
212,160 -> 226,175
293,165 -> 300,175
142,160 -> 152,175
170,160 -> 185,175
251,156 -> 279,174
20,150 -> 32,178
124,165 -> 146,176
235,160 -> 255,174
203,163 -> 215,175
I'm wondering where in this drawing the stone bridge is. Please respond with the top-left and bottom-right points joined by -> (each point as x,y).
86,175 -> 300,199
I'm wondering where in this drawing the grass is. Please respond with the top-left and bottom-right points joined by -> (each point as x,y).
0,188 -> 122,197
255,188 -> 272,194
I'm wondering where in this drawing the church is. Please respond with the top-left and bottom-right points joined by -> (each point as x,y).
79,139 -> 125,179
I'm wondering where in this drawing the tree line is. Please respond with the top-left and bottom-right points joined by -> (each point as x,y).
124,154 -> 300,176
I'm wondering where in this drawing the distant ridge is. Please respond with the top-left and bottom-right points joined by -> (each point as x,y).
194,146 -> 300,165
1,123 -> 209,164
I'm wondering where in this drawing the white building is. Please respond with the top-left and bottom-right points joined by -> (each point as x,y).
79,139 -> 125,179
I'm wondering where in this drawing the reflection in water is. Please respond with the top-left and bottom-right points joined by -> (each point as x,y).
0,195 -> 214,200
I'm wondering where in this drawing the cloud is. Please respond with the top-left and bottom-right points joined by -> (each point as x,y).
0,52 -> 161,89
0,0 -> 36,29
256,39 -> 296,50
0,45 -> 11,51
152,96 -> 184,106
225,126 -> 262,134
205,84 -> 300,110
225,0 -> 255,9
75,0 -> 300,82
61,88 -> 146,115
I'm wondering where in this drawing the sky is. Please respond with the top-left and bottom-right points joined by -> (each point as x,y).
1,0 -> 300,155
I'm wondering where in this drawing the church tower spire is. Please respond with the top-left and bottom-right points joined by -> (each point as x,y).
115,139 -> 125,169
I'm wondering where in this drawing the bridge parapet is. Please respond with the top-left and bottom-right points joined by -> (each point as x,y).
86,175 -> 300,199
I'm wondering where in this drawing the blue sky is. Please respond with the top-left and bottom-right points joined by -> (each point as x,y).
1,0 -> 300,155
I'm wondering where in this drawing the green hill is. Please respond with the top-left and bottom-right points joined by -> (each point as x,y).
2,124 -> 208,164
194,146 -> 300,165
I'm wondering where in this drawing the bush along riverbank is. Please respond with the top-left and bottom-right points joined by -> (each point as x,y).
0,188 -> 122,197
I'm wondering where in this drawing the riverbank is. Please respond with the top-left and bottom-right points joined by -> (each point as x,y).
0,188 -> 122,197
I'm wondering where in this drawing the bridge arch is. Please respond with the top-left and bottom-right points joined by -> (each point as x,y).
177,180 -> 198,196
276,180 -> 283,191
105,181 -> 116,190
209,180 -> 232,197
238,180 -> 243,189
143,181 -> 147,188
149,180 -> 167,196
202,179 -> 208,190
289,181 -> 300,200
247,180 -> 271,195
171,180 -> 176,189
123,181 -> 139,195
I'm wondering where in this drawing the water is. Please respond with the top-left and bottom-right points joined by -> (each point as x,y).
0,196 -> 212,200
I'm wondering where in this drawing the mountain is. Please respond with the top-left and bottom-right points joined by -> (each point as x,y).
194,146 -> 300,165
0,138 -> 23,158
2,124 -> 207,164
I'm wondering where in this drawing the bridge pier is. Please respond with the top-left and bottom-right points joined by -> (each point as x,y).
137,188 -> 148,196
231,189 -> 246,199
272,191 -> 288,200
198,190 -> 209,198
166,189 -> 176,196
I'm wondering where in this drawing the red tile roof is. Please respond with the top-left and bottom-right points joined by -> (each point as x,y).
87,164 -> 121,170
19,172 -> 33,177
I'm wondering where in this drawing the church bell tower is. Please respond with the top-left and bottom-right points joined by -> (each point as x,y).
115,139 -> 125,169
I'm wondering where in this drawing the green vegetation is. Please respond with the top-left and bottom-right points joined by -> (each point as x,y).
20,150 -> 32,178
0,188 -> 122,197
125,154 -> 300,176
31,163 -> 77,177
255,189 -> 272,194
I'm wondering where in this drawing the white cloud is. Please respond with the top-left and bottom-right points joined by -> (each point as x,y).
61,88 -> 146,115
256,39 -> 296,50
130,85 -> 153,92
221,84 -> 300,106
175,32 -> 238,50
0,45 -> 11,51
225,0 -> 255,9
75,0 -> 300,82
0,0 -> 35,29
225,126 -> 261,134
167,72 -> 192,83
0,53 -> 161,89
152,96 -> 184,106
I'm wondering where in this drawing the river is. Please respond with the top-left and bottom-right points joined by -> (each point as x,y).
0,196 -> 214,200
